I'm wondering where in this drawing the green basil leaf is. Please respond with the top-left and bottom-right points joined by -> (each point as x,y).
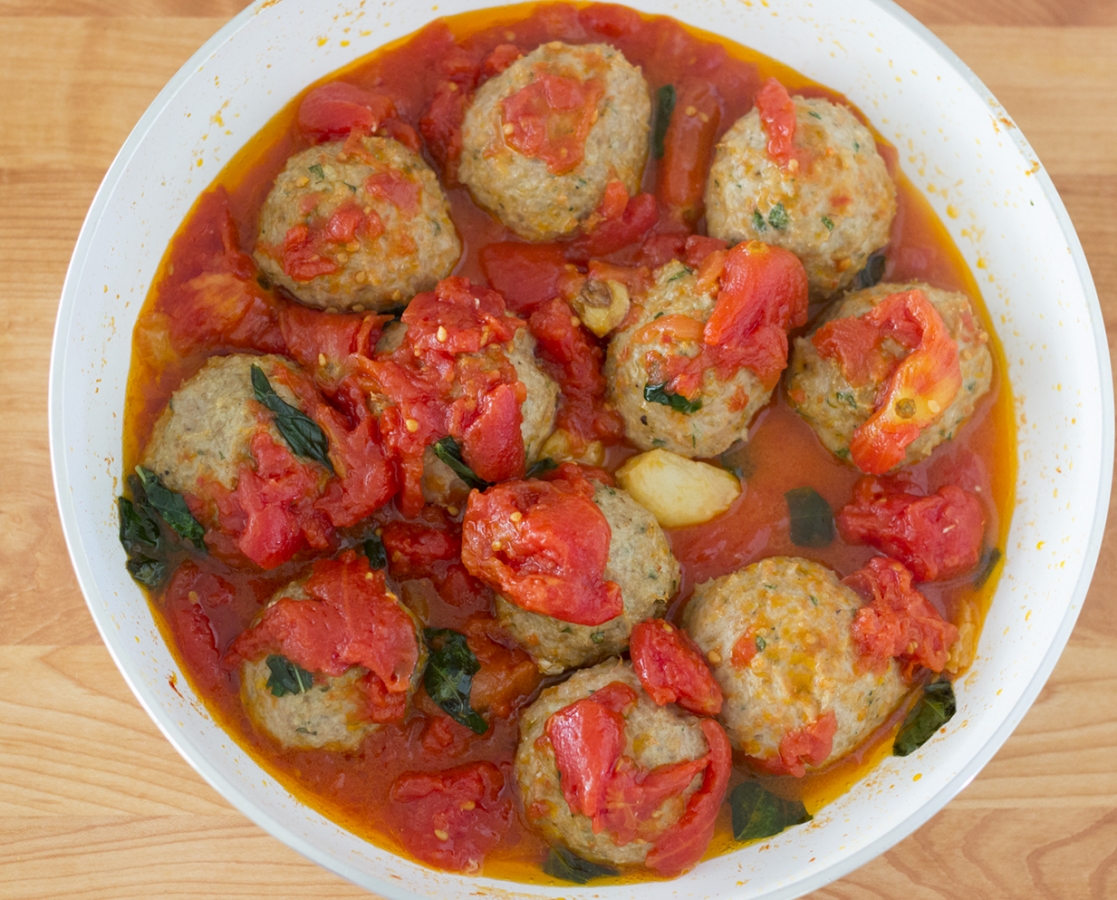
134,467 -> 207,551
266,654 -> 315,697
126,556 -> 167,588
767,203 -> 789,230
542,845 -> 618,884
118,495 -> 160,553
308,163 -> 325,179
432,436 -> 490,491
730,781 -> 812,842
423,628 -> 488,735
644,382 -> 702,414
893,680 -> 956,757
974,546 -> 1002,588
752,208 -> 767,232
652,84 -> 676,159
785,486 -> 834,547
821,215 -> 834,231
250,365 -> 334,473
525,457 -> 558,479
853,251 -> 887,290
363,532 -> 387,569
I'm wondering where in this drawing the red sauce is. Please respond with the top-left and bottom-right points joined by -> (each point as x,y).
122,1 -> 1016,885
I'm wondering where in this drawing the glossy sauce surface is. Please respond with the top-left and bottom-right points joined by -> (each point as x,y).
123,1 -> 1015,884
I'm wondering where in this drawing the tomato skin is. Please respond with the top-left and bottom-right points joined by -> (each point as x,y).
563,192 -> 660,262
644,718 -> 732,876
814,289 -> 963,474
461,467 -> 622,626
545,687 -> 632,819
845,556 -> 960,679
479,242 -> 570,315
746,710 -> 837,778
837,476 -> 986,581
226,550 -> 420,703
459,381 -> 527,484
164,563 -> 232,695
657,77 -> 722,225
630,619 -> 724,716
389,761 -> 512,873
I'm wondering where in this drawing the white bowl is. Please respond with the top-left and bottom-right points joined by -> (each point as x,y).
49,1 -> 1112,898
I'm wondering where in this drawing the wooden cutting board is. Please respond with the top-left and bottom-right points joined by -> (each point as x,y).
1,1 -> 1114,897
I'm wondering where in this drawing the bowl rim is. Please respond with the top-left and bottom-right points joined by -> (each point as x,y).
49,0 -> 1113,897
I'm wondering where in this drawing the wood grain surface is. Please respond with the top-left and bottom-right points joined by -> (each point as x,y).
1,1 -> 1114,898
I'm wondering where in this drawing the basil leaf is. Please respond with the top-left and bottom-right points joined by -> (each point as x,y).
785,486 -> 834,547
853,251 -> 887,290
134,467 -> 207,551
644,382 -> 702,414
652,84 -> 676,159
250,364 -> 334,473
821,215 -> 834,231
720,441 -> 755,480
308,163 -> 325,179
525,457 -> 558,479
893,680 -> 956,757
752,208 -> 767,232
126,556 -> 167,588
363,532 -> 387,569
542,845 -> 618,884
119,495 -> 160,552
730,781 -> 812,842
432,436 -> 490,491
265,654 -> 315,697
767,203 -> 789,230
974,546 -> 1002,588
423,628 -> 488,735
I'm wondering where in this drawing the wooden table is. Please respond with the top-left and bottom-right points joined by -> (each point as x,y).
2,1 -> 1114,897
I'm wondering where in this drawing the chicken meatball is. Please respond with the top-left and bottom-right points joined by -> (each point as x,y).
786,282 -> 993,472
459,41 -> 650,241
254,136 -> 460,311
462,468 -> 679,675
606,259 -> 773,458
233,551 -> 426,752
515,659 -> 715,868
705,89 -> 896,298
141,353 -> 395,568
683,556 -> 908,775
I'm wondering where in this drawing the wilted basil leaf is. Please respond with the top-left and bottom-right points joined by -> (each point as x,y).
363,532 -> 387,569
250,364 -> 334,473
432,436 -> 490,491
652,84 -> 676,159
525,457 -> 558,479
644,382 -> 702,414
852,251 -> 887,290
730,781 -> 812,842
893,680 -> 956,757
266,654 -> 315,697
423,628 -> 488,735
542,845 -> 618,883
785,486 -> 834,547
126,555 -> 167,588
720,442 -> 755,480
974,546 -> 1002,588
134,467 -> 207,551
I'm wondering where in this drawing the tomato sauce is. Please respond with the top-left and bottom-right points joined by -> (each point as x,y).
122,1 -> 1016,884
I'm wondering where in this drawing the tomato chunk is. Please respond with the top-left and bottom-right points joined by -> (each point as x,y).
814,289 -> 963,474
657,77 -> 722,225
381,520 -> 461,581
837,476 -> 986,581
755,77 -> 810,172
563,191 -> 659,262
747,710 -> 837,778
630,619 -> 723,716
480,241 -> 570,315
389,762 -> 512,873
501,72 -> 604,174
163,562 -> 232,695
845,556 -> 960,678
298,82 -> 398,141
461,465 -> 622,626
227,550 -> 420,707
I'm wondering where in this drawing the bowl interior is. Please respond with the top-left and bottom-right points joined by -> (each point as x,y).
50,1 -> 1112,898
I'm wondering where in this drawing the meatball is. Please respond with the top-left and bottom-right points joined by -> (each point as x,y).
459,41 -> 650,241
605,259 -> 772,458
515,659 -> 710,867
375,321 -> 561,509
254,136 -> 460,311
683,557 -> 907,774
494,481 -> 679,675
786,282 -> 993,470
236,554 -> 425,752
705,94 -> 896,297
143,353 -> 303,495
